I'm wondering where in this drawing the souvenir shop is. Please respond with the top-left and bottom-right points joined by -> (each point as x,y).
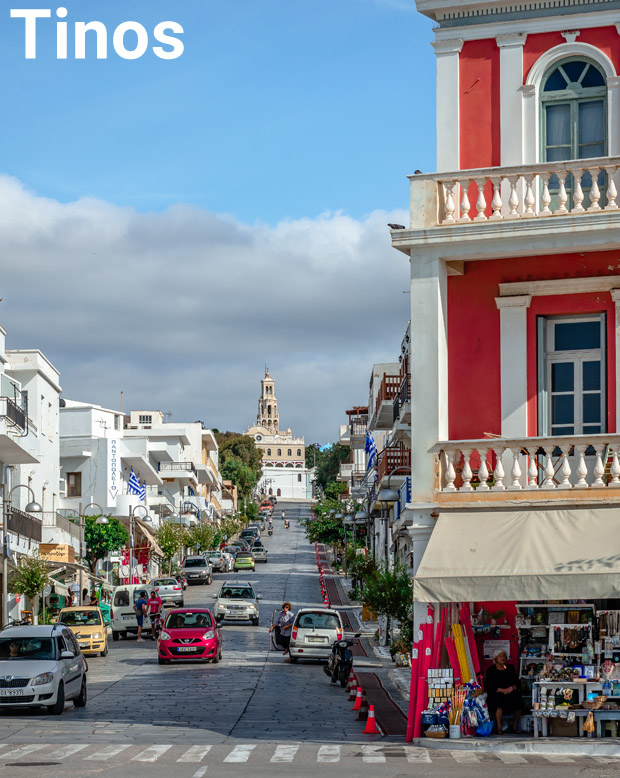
406,507 -> 620,740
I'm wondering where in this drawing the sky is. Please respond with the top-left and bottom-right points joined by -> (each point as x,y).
0,0 -> 436,442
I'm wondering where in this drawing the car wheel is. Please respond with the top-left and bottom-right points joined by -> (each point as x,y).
208,575 -> 213,585
120,631 -> 127,640
289,657 -> 298,664
252,618 -> 259,627
158,657 -> 168,665
48,683 -> 65,715
73,679 -> 87,708
100,645 -> 108,657
112,631 -> 120,641
212,649 -> 220,664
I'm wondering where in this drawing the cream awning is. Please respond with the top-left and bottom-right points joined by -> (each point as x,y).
136,519 -> 165,558
414,507 -> 620,603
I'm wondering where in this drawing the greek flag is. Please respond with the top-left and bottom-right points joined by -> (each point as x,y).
128,468 -> 141,496
365,431 -> 378,471
138,480 -> 146,502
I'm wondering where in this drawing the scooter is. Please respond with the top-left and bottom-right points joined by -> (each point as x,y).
324,634 -> 361,687
284,520 -> 290,529
268,528 -> 273,536
174,573 -> 188,590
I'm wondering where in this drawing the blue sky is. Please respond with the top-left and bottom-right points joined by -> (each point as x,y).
0,0 -> 436,223
0,0 -> 437,441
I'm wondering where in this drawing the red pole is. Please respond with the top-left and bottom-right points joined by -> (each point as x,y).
405,642 -> 419,741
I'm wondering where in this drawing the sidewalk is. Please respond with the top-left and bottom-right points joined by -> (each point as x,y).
316,545 -> 620,754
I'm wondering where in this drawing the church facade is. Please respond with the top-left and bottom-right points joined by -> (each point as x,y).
245,371 -> 314,500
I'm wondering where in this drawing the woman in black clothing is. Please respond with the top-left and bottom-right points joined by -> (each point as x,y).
485,650 -> 523,734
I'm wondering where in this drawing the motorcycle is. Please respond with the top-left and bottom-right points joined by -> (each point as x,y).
174,573 -> 188,591
268,528 -> 273,536
324,635 -> 361,687
284,520 -> 290,529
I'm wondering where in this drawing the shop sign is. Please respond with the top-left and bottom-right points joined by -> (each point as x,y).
39,543 -> 75,564
108,437 -> 120,505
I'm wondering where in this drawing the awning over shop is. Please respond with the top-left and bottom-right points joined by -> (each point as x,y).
47,576 -> 70,598
136,519 -> 164,558
413,507 -> 620,603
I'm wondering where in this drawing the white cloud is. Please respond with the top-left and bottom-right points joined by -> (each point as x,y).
1,176 -> 410,442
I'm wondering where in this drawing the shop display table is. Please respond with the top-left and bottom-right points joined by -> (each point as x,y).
594,711 -> 620,738
532,709 -> 593,738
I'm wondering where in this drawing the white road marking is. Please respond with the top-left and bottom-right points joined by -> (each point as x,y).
223,744 -> 256,763
85,744 -> 132,761
178,745 -> 212,763
404,746 -> 431,763
132,744 -> 173,762
496,753 -> 527,763
317,745 -> 341,763
0,744 -> 48,760
193,767 -> 208,778
593,756 -> 620,764
542,754 -> 575,763
48,745 -> 89,759
270,744 -> 299,762
451,750 -> 480,763
362,745 -> 386,763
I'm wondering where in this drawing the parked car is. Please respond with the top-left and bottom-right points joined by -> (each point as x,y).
158,608 -> 222,665
240,528 -> 260,545
111,584 -> 151,640
57,606 -> 108,657
288,608 -> 344,663
151,577 -> 184,607
181,556 -> 213,585
205,550 -> 226,572
252,545 -> 268,563
220,552 -> 235,572
234,551 -> 255,572
214,582 -> 261,625
259,501 -> 273,512
0,624 -> 87,714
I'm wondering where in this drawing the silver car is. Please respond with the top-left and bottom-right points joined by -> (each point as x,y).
214,582 -> 261,625
151,577 -> 184,607
252,545 -> 268,563
288,608 -> 344,663
0,625 -> 88,714
205,550 -> 226,572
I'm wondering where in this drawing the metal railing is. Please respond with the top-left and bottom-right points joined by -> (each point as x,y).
41,511 -> 83,540
158,461 -> 198,477
0,397 -> 27,434
7,508 -> 42,542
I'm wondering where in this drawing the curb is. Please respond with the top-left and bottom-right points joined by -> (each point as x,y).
409,736 -> 620,756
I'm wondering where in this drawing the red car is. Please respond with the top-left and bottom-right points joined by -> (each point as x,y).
157,608 -> 222,665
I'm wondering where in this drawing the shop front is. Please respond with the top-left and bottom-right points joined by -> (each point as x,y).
408,506 -> 620,741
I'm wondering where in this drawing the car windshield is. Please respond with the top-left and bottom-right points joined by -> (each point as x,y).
153,579 -> 177,587
237,553 -> 253,559
296,613 -> 341,630
219,587 -> 254,599
165,612 -> 213,629
183,559 -> 207,568
0,637 -> 55,660
59,610 -> 102,626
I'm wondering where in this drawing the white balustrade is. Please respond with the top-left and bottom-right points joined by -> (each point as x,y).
434,436 -> 620,493
409,156 -> 620,226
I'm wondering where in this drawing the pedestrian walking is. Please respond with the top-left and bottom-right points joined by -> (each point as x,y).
269,602 -> 294,662
135,590 -> 148,642
146,590 -> 163,640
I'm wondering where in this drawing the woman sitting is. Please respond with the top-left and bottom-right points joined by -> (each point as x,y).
485,650 -> 523,734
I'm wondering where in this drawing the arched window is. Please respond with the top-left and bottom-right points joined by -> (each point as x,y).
297,449 -> 302,457
542,58 -> 607,207
277,488 -> 281,497
277,448 -> 282,456
267,405 -> 271,416
287,449 -> 292,456
267,448 -> 271,456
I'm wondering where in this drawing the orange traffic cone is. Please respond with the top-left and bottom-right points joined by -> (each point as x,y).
363,705 -> 380,734
356,688 -> 369,721
348,679 -> 358,701
345,669 -> 355,692
351,686 -> 363,711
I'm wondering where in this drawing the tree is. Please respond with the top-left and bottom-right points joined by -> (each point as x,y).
351,564 -> 414,646
187,524 -> 217,553
305,442 -> 350,490
9,552 -> 50,625
156,523 -> 188,573
221,458 -> 257,497
83,517 -> 129,574
300,511 -> 345,547
216,432 -> 263,496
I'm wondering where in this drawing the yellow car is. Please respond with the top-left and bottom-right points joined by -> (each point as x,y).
57,607 -> 108,657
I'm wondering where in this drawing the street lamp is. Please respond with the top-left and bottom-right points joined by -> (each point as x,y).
1,484 -> 43,626
129,504 -> 149,584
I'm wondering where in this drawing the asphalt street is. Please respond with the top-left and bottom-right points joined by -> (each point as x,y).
0,501 -> 617,777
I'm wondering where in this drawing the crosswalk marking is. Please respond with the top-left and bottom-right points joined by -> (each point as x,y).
317,745 -> 340,763
496,753 -> 527,763
361,745 -> 386,763
0,744 -> 48,760
224,744 -> 256,763
404,746 -> 431,763
542,754 -> 575,763
48,745 -> 89,759
270,744 -> 299,762
178,745 -> 212,763
193,767 -> 208,778
84,744 -> 132,761
451,750 -> 480,763
132,745 -> 173,762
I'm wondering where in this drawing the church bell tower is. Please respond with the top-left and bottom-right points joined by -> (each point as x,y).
257,370 -> 279,431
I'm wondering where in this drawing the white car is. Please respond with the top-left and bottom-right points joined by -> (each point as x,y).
214,581 -> 261,625
220,552 -> 234,572
0,624 -> 88,714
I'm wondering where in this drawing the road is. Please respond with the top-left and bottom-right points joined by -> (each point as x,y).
0,501 -> 615,777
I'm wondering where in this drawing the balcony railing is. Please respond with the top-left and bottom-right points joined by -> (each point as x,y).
0,397 -> 27,434
435,435 -> 620,493
7,508 -> 42,542
377,446 -> 411,482
393,376 -> 411,423
41,512 -> 82,540
158,461 -> 198,477
411,156 -> 620,228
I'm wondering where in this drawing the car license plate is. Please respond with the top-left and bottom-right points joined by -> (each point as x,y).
307,636 -> 327,643
177,646 -> 197,652
123,615 -> 135,621
0,689 -> 23,696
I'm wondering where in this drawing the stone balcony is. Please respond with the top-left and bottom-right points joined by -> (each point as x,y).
392,156 -> 620,262
433,434 -> 620,507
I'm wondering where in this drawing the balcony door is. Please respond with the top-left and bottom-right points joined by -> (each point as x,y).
539,315 -> 606,437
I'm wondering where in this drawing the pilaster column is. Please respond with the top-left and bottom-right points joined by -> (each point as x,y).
495,295 -> 532,437
607,76 -> 620,157
410,251 -> 448,502
610,289 -> 620,429
432,39 -> 463,172
496,34 -> 527,166
520,84 -> 537,164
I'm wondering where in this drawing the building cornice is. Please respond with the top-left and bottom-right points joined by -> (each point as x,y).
498,276 -> 620,297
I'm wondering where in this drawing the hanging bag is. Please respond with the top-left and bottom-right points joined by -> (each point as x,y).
582,711 -> 595,733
